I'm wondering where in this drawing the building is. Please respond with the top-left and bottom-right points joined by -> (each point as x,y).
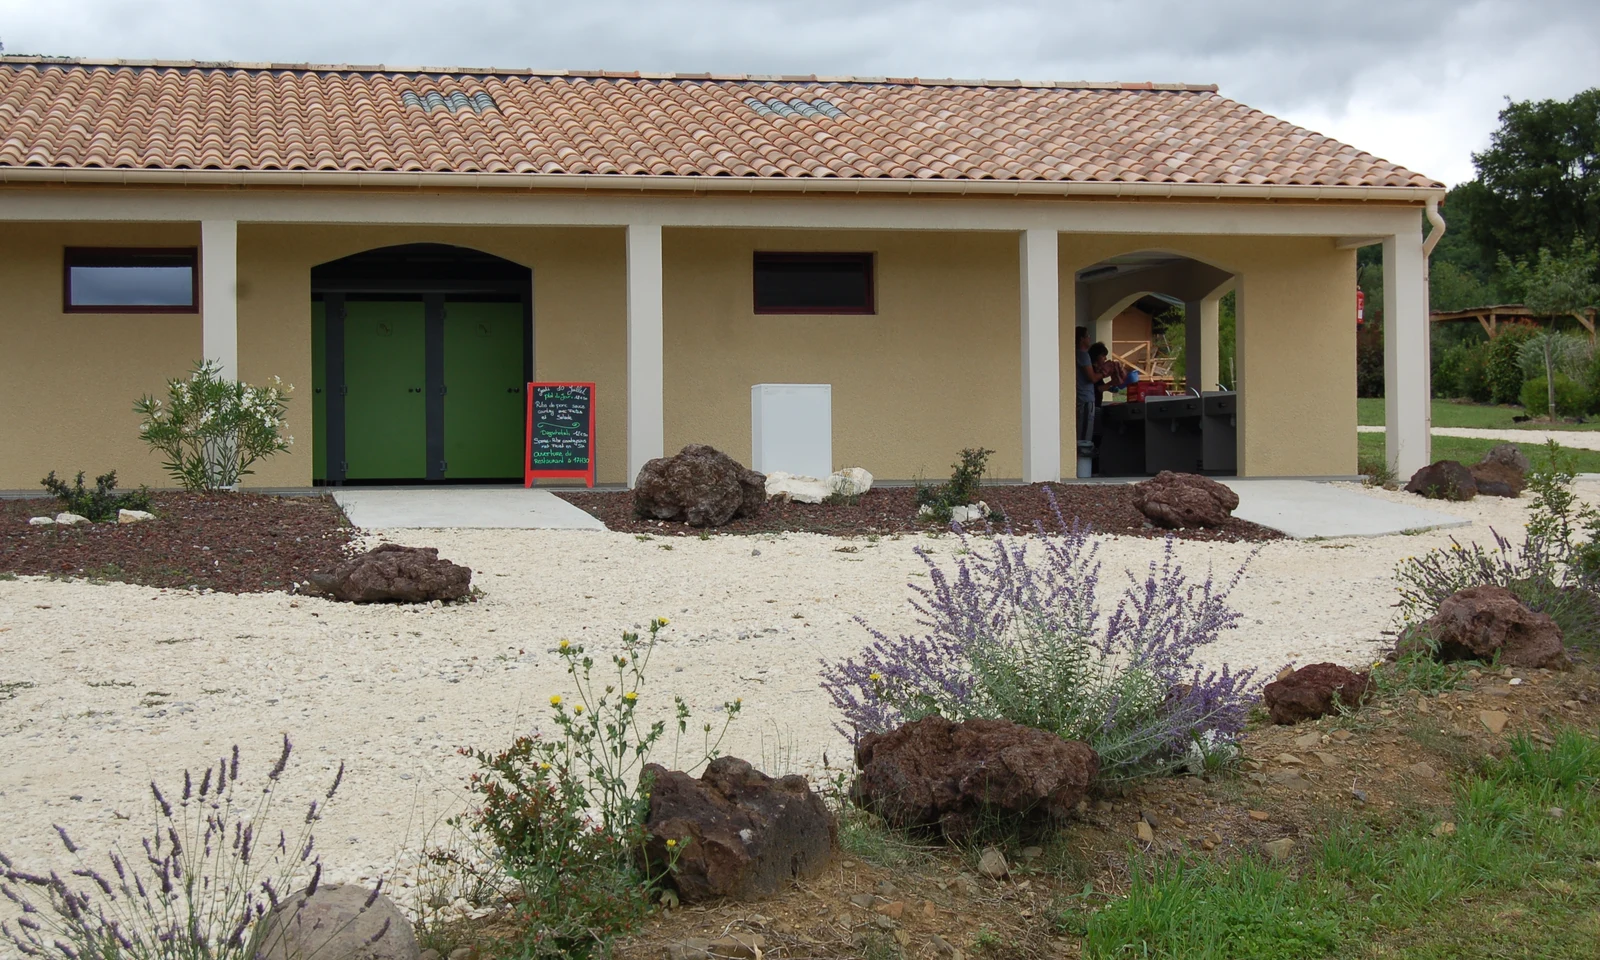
0,59 -> 1443,489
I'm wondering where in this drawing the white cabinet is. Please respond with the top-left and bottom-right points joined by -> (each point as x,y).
751,383 -> 832,477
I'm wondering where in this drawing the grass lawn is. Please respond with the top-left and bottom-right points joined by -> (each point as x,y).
1356,397 -> 1600,430
1357,431 -> 1600,472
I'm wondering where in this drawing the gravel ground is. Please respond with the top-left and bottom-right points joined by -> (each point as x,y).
1356,424 -> 1600,450
2,479 -> 1595,923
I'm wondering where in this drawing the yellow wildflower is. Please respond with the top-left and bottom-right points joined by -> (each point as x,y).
869,672 -> 883,682
559,639 -> 571,650
657,616 -> 671,627
539,762 -> 551,771
549,695 -> 562,707
624,691 -> 639,703
666,839 -> 678,848
574,704 -> 586,715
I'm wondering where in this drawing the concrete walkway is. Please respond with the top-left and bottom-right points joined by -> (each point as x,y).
1219,479 -> 1469,539
333,487 -> 606,530
1356,424 -> 1600,451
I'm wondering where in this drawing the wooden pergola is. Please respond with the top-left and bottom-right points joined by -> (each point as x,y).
1431,304 -> 1599,340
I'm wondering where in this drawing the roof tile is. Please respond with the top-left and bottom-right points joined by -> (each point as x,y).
0,59 -> 1440,188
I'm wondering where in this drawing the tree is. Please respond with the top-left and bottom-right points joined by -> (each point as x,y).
1499,239 -> 1600,419
1458,89 -> 1600,268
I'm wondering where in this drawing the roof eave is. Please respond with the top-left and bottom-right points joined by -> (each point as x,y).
0,167 -> 1446,201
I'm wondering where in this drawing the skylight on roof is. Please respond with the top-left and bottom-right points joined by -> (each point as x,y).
402,90 -> 496,114
743,97 -> 845,119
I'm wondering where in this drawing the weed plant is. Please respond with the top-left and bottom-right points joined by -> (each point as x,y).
822,490 -> 1256,783
454,618 -> 740,958
39,471 -> 152,523
1,737 -> 350,960
914,448 -> 994,523
1394,440 -> 1600,649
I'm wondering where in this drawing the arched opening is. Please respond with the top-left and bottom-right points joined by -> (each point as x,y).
1073,251 -> 1236,477
311,244 -> 533,484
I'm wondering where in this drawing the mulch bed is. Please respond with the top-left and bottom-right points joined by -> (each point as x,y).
0,493 -> 357,593
558,482 -> 1283,542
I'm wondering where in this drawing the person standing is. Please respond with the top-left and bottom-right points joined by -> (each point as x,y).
1076,327 -> 1097,443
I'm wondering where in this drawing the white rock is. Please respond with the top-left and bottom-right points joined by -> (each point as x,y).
28,516 -> 56,526
117,509 -> 156,524
949,501 -> 991,524
765,471 -> 831,504
54,512 -> 90,525
829,467 -> 873,496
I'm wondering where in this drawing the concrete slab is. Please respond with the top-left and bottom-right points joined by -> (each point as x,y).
1219,479 -> 1470,539
333,487 -> 606,530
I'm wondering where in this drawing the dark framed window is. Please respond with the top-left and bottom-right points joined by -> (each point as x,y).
753,252 -> 875,314
64,248 -> 199,313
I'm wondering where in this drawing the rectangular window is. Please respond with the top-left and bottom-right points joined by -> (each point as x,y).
64,248 -> 198,312
753,252 -> 874,314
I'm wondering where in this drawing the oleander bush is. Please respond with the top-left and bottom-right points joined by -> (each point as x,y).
133,360 -> 293,492
822,490 -> 1256,783
38,470 -> 152,522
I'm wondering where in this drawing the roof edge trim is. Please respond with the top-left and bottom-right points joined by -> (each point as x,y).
0,167 -> 1445,200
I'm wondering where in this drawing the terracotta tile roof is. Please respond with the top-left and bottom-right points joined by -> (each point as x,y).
0,59 -> 1440,189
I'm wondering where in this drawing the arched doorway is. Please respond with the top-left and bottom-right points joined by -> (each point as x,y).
311,244 -> 533,484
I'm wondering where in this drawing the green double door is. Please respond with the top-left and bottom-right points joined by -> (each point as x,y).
312,297 -> 526,482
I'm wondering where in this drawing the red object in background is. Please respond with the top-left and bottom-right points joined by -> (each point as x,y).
1127,380 -> 1171,402
1357,287 -> 1365,326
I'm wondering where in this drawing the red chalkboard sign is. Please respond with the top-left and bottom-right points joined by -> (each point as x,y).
525,382 -> 596,488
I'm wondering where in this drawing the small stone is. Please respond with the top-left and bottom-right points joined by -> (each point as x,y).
419,951 -> 441,960
1141,810 -> 1160,828
1549,807 -> 1566,819
1019,845 -> 1043,861
1201,838 -> 1216,850
1330,730 -> 1353,742
1416,698 -> 1432,714
1408,762 -> 1438,780
930,933 -> 964,959
1314,752 -> 1341,767
1479,710 -> 1511,734
448,949 -> 472,960
117,509 -> 155,523
976,846 -> 1008,880
921,900 -> 938,920
1275,753 -> 1304,766
1262,838 -> 1294,860
1432,821 -> 1457,838
1136,821 -> 1155,843
1466,669 -> 1482,680
875,880 -> 899,897
660,888 -> 680,910
874,901 -> 905,920
873,914 -> 896,931
54,512 -> 89,525
1248,809 -> 1271,821
1293,731 -> 1322,749
950,874 -> 979,898
1172,817 -> 1188,829
27,516 -> 56,526
849,893 -> 876,910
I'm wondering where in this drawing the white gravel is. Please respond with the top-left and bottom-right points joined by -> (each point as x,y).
3,480 -> 1597,919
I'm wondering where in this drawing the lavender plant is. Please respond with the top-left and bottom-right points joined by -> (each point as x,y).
821,491 -> 1256,783
0,736 -> 353,960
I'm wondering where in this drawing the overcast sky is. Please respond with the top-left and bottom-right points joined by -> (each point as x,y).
2,0 -> 1597,186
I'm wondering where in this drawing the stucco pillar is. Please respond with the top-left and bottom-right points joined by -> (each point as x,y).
1020,229 -> 1061,482
626,223 -> 665,487
200,220 -> 238,380
1184,296 -> 1222,391
1383,230 -> 1431,477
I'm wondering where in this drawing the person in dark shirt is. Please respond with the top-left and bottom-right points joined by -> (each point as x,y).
1089,342 -> 1131,406
1075,327 -> 1097,443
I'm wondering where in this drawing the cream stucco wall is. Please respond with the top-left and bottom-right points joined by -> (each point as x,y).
1059,236 -> 1357,477
662,229 -> 1023,481
0,218 -> 1356,490
0,221 -> 202,489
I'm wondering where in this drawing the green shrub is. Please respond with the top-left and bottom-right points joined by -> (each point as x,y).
1355,321 -> 1385,398
914,447 -> 994,522
39,469 -> 152,522
1435,340 -> 1492,401
1486,325 -> 1536,405
1519,373 -> 1589,418
455,619 -> 739,957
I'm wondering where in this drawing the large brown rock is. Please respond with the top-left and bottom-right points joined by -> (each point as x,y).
1404,460 -> 1477,500
1470,461 -> 1526,498
641,756 -> 835,902
1406,584 -> 1572,670
254,883 -> 419,960
851,716 -> 1098,841
632,444 -> 766,527
1131,471 -> 1240,529
1262,663 -> 1373,725
306,544 -> 472,603
1479,443 -> 1531,475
